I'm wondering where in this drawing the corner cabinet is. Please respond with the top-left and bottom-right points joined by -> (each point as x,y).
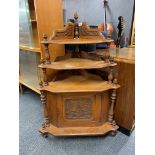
38,13 -> 120,137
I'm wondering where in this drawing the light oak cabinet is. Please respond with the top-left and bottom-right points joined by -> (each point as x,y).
38,13 -> 120,137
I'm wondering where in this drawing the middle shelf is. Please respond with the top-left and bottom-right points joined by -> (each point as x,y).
39,75 -> 120,93
39,58 -> 117,70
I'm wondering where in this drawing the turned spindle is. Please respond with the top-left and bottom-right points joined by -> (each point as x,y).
108,68 -> 113,84
108,89 -> 117,124
105,49 -> 110,63
42,68 -> 48,86
43,34 -> 51,64
113,69 -> 118,84
40,91 -> 50,128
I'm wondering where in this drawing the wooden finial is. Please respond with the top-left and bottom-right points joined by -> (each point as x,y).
74,12 -> 79,39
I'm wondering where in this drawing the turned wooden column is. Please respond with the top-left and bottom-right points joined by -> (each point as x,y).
74,12 -> 79,39
105,43 -> 111,63
113,67 -> 118,84
108,66 -> 118,126
108,89 -> 117,126
42,68 -> 48,86
43,34 -> 51,64
39,81 -> 50,128
108,67 -> 113,84
40,58 -> 48,86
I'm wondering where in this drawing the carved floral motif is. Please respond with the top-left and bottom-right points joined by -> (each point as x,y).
65,98 -> 93,119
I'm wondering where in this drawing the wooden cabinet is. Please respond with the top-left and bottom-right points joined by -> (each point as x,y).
19,0 -> 64,93
38,13 -> 120,137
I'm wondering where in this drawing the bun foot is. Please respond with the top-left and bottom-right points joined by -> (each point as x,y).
41,132 -> 48,138
110,130 -> 117,136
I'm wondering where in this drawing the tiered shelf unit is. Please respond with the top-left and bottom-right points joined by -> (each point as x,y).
39,13 -> 120,137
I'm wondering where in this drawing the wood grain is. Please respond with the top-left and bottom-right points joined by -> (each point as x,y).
114,61 -> 135,130
42,37 -> 113,45
38,12 -> 120,137
19,0 -> 64,93
42,20 -> 113,45
39,122 -> 119,136
108,48 -> 135,131
109,48 -> 135,64
95,47 -> 135,132
39,75 -> 120,93
39,58 -> 117,70
35,0 -> 65,60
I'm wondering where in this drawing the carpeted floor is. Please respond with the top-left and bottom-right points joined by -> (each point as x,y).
19,90 -> 135,155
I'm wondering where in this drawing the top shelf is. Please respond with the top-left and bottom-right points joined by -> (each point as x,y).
41,37 -> 113,45
41,13 -> 113,45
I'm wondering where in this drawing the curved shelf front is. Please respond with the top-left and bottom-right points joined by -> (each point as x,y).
39,122 -> 119,136
39,75 -> 120,93
39,58 -> 117,70
41,38 -> 113,45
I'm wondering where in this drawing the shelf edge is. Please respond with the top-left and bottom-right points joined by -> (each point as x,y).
19,45 -> 41,53
19,79 -> 41,94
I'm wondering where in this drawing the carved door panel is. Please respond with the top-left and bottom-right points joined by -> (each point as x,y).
57,92 -> 102,127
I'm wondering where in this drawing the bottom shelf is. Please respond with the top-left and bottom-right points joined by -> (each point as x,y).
39,122 -> 119,137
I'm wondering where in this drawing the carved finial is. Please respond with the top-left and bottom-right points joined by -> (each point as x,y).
74,12 -> 79,39
74,12 -> 78,21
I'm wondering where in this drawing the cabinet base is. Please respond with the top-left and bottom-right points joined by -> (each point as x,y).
39,122 -> 119,137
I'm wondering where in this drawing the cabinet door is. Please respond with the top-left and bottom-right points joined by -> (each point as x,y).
57,93 -> 102,127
